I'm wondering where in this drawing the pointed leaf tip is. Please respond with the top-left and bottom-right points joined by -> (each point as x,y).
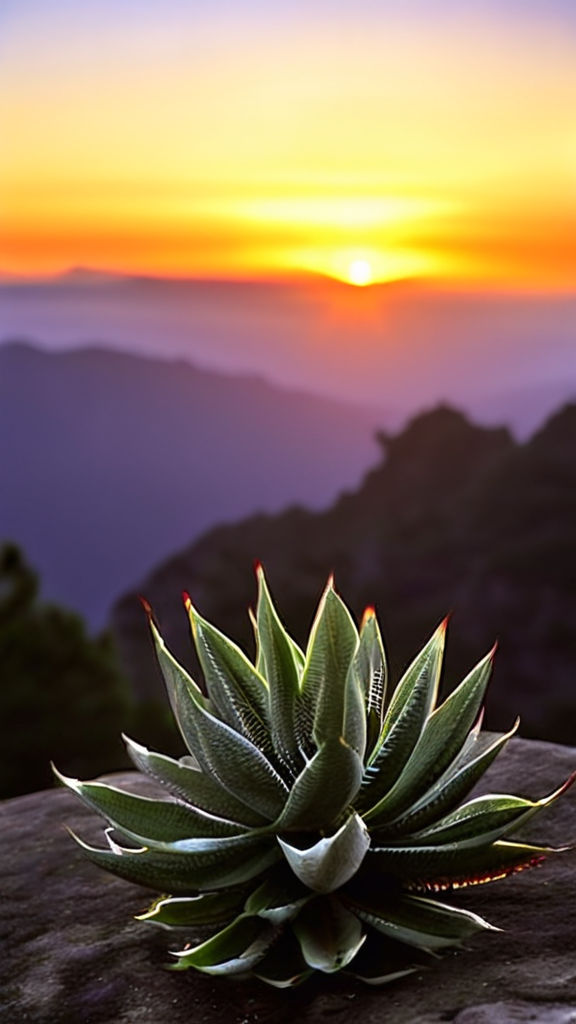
553,771 -> 576,800
182,592 -> 199,637
51,763 -> 77,789
139,595 -> 153,618
254,559 -> 263,576
473,707 -> 486,730
361,606 -> 376,628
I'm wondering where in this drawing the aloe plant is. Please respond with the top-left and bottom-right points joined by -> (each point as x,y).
56,568 -> 573,986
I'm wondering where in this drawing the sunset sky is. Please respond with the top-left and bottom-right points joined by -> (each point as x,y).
1,0 -> 574,289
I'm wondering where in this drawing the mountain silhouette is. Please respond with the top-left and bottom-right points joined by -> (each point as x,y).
111,404 -> 576,745
0,341 -> 382,627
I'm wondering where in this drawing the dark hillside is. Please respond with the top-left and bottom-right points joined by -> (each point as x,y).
111,404 -> 576,744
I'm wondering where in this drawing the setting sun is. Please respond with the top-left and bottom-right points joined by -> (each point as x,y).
0,2 -> 574,291
347,259 -> 373,287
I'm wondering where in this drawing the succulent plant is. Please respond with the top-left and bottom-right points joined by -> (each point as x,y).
56,568 -> 573,987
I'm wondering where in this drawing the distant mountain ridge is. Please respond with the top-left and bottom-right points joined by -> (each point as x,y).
0,341 -> 382,627
2,271 -> 575,438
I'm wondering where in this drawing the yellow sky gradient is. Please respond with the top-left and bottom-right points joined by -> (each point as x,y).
1,6 -> 574,288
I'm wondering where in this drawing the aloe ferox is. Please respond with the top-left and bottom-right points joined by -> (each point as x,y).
56,567 -> 573,986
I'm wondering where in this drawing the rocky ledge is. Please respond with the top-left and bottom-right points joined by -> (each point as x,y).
2,738 -> 576,1024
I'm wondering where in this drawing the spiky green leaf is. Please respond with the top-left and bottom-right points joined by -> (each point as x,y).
293,896 -> 366,973
53,770 -> 247,842
278,811 -> 370,893
185,597 -> 273,755
255,565 -> 305,774
123,736 -> 268,827
187,707 -> 288,821
353,608 -> 388,760
70,829 -> 280,892
353,966 -> 418,986
366,838 -> 554,887
276,737 -> 364,831
362,647 -> 495,825
244,864 -> 310,923
171,915 -> 278,974
409,776 -> 575,849
146,617 -> 210,753
358,621 -> 447,813
148,621 -> 288,819
378,618 -> 447,737
298,581 -> 361,753
139,890 -> 247,928
347,892 -> 494,952
381,721 -> 519,836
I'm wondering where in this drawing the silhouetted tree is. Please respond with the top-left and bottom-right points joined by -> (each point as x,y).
0,543 -> 131,798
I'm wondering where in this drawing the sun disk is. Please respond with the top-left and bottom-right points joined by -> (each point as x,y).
347,259 -> 373,287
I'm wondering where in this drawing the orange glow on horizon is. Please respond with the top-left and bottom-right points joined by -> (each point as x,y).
1,6 -> 574,293
2,202 -> 574,293
2,174 -> 574,292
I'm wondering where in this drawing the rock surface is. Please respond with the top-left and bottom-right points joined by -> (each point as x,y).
2,738 -> 576,1024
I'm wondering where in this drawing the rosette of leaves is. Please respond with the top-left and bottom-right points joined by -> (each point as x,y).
55,568 -> 573,987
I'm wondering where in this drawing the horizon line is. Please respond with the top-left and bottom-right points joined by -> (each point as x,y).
1,265 -> 575,299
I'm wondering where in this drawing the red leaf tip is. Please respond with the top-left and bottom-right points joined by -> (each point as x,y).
557,771 -> 576,799
361,606 -> 376,628
138,595 -> 153,618
182,591 -> 192,612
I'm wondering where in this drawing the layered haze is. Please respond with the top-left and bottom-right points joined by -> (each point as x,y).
2,273 -> 575,438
